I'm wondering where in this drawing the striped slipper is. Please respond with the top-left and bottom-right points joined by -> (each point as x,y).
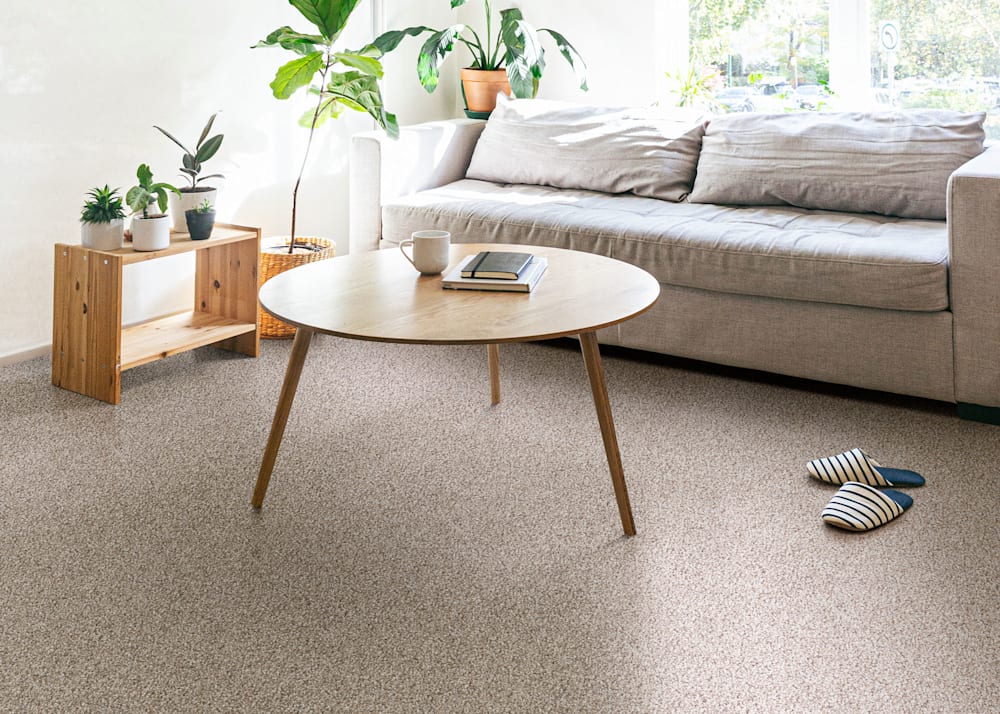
821,481 -> 913,532
807,447 -> 924,487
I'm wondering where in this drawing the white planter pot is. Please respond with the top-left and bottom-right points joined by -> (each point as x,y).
131,215 -> 172,252
81,218 -> 124,251
169,188 -> 218,232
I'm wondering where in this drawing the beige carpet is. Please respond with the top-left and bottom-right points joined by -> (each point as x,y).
1,337 -> 997,712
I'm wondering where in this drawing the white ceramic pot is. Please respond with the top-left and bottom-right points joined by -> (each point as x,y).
169,187 -> 218,232
80,218 -> 124,251
131,215 -> 172,251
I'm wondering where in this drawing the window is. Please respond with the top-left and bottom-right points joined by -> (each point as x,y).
683,0 -> 1000,139
870,1 -> 999,139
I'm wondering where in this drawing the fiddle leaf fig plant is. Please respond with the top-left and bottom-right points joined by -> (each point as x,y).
369,0 -> 588,100
125,164 -> 180,219
254,0 -> 399,253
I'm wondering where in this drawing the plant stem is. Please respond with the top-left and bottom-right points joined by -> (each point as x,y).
289,46 -> 332,253
484,0 -> 492,68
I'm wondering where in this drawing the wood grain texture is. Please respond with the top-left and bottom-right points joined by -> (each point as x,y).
120,312 -> 256,370
258,244 -> 660,344
253,328 -> 314,508
195,227 -> 260,357
117,224 -> 258,265
51,245 -> 123,404
51,225 -> 260,404
252,244 -> 656,534
488,343 -> 501,405
580,330 -> 636,536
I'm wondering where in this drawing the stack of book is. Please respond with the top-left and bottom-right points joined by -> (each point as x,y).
442,251 -> 548,293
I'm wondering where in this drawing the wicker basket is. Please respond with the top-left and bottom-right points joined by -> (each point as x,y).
259,236 -> 336,339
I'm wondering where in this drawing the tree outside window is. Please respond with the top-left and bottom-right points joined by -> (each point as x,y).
684,0 -> 1000,138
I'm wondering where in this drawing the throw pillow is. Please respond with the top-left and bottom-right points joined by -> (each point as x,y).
465,96 -> 708,202
688,110 -> 986,219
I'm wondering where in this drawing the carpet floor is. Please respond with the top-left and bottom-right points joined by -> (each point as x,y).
1,337 -> 997,713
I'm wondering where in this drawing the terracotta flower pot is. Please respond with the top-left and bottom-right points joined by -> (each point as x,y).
461,68 -> 511,114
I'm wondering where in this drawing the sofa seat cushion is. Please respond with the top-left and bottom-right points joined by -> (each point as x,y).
382,180 -> 949,312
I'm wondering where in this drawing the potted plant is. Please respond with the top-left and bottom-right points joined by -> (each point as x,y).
370,0 -> 588,116
154,114 -> 225,232
125,164 -> 180,252
80,185 -> 126,251
185,199 -> 216,241
253,0 -> 399,337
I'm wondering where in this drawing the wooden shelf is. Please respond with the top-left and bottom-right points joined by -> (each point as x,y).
121,311 -> 257,370
52,224 -> 261,403
89,223 -> 260,265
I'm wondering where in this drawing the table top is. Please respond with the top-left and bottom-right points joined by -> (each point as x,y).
257,243 -> 660,345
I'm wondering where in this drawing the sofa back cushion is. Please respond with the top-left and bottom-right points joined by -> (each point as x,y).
466,96 -> 708,202
688,110 -> 986,219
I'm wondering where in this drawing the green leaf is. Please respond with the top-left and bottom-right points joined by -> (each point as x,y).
154,188 -> 170,214
153,125 -> 191,155
540,29 -> 588,91
195,173 -> 225,185
125,186 -> 149,214
270,52 -> 324,99
253,26 -> 323,55
368,26 -> 435,56
196,114 -> 217,149
383,112 -> 399,140
194,134 -> 224,163
417,25 -> 464,93
299,97 -> 344,128
450,0 -> 467,8
290,0 -> 362,40
334,51 -> 384,78
80,185 -> 126,223
326,70 -> 398,136
500,10 -> 544,98
136,163 -> 153,187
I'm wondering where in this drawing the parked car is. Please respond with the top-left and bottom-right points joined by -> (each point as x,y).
794,83 -> 833,111
752,78 -> 795,112
716,86 -> 756,112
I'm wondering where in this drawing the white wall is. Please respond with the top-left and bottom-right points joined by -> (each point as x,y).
0,0 -> 668,361
453,0 -> 665,107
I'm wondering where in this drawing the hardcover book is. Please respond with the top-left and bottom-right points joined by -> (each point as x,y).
460,251 -> 534,280
443,255 -> 548,293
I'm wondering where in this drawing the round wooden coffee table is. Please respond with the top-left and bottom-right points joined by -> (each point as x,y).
254,243 -> 660,535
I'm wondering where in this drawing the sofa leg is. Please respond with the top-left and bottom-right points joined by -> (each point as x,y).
957,402 -> 1000,425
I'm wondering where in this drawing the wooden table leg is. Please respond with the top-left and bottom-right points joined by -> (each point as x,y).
252,328 -> 314,508
579,331 -> 636,536
487,343 -> 501,405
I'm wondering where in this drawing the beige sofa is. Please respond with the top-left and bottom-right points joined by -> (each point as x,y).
349,102 -> 1000,422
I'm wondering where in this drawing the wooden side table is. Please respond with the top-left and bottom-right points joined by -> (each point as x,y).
52,223 -> 261,404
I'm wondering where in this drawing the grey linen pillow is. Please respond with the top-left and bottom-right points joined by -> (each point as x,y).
465,96 -> 708,202
688,110 -> 986,219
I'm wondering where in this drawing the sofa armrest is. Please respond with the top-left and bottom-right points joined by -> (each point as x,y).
948,143 -> 1000,409
349,118 -> 486,254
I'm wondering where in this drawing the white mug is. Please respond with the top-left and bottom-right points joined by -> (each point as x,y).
399,230 -> 451,275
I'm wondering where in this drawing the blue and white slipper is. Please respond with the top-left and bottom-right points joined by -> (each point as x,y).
821,481 -> 913,531
807,447 -> 925,487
